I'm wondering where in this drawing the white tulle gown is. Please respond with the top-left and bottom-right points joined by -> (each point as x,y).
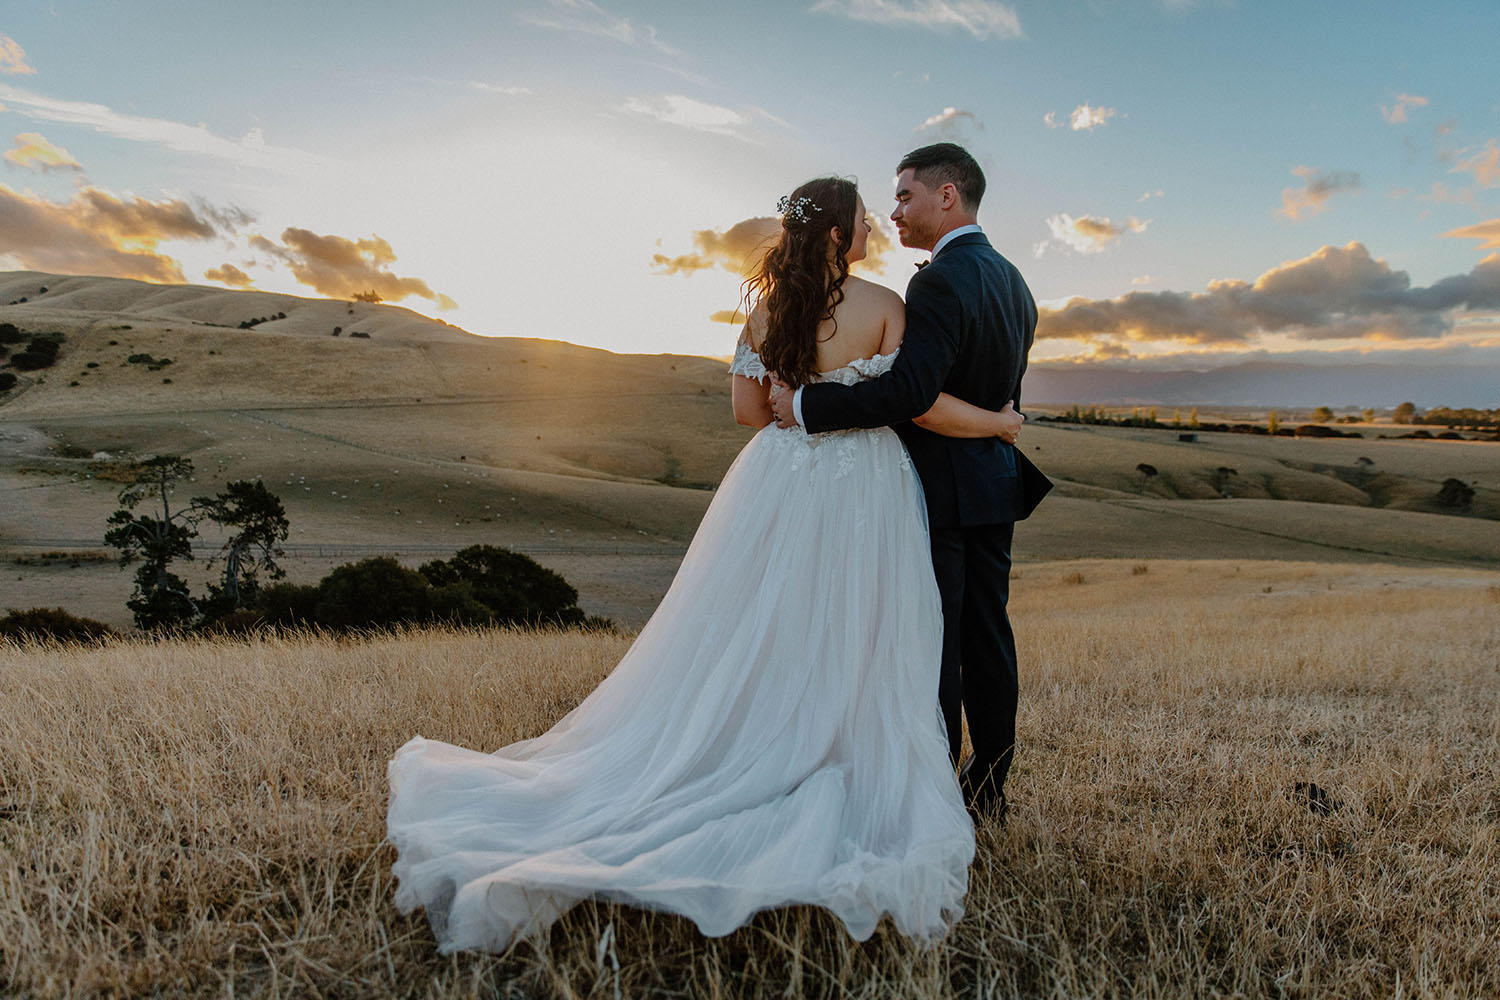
386,346 -> 974,953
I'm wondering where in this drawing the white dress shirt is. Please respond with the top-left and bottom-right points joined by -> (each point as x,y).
790,225 -> 984,427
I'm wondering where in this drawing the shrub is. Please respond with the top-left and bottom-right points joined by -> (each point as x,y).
9,336 -> 61,371
314,557 -> 432,630
420,544 -> 586,627
1435,478 -> 1475,510
0,607 -> 117,644
430,580 -> 496,626
0,372 -> 16,392
0,322 -> 24,344
8,351 -> 56,371
253,582 -> 322,626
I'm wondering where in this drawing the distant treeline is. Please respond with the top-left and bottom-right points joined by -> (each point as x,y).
1419,407 -> 1500,430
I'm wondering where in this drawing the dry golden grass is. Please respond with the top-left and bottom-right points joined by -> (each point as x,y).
2,560 -> 1496,998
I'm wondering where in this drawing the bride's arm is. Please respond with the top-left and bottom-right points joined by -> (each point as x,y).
733,374 -> 773,427
914,395 -> 1024,441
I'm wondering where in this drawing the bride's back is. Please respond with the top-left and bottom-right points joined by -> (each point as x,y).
749,275 -> 903,375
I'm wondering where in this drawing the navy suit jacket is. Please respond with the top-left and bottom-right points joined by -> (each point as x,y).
800,232 -> 1049,528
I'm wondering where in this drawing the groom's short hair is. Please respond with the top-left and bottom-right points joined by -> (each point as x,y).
898,143 -> 985,211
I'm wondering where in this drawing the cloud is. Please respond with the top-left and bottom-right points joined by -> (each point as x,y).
1131,275 -> 1156,286
1277,165 -> 1360,220
1037,242 -> 1500,345
1380,93 -> 1428,124
1442,217 -> 1500,250
4,132 -> 81,172
1034,213 -> 1148,256
810,0 -> 1022,40
918,106 -> 982,133
0,35 -> 35,75
623,94 -> 754,138
710,309 -> 746,325
1046,103 -> 1116,131
1419,180 -> 1476,208
204,263 -> 254,289
652,216 -> 780,275
1451,138 -> 1500,188
1068,103 -> 1116,131
522,0 -> 679,55
859,218 -> 896,273
0,83 -> 320,173
0,182 -> 235,282
1137,189 -> 1164,202
251,228 -> 457,308
469,82 -> 534,96
655,213 -> 896,277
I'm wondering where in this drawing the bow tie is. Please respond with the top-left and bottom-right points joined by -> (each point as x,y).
915,260 -> 930,270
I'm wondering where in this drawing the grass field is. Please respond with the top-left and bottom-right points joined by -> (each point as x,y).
2,560 -> 1496,998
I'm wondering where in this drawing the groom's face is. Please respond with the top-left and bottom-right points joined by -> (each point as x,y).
891,168 -> 941,251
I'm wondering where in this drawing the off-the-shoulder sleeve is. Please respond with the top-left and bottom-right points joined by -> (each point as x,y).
844,349 -> 900,380
729,341 -> 769,380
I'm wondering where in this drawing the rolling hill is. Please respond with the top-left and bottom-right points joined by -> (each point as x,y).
2,271 -> 1497,629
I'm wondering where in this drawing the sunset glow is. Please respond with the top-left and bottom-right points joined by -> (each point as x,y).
0,1 -> 1496,395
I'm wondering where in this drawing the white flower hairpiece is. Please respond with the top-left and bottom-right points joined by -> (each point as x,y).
776,195 -> 820,225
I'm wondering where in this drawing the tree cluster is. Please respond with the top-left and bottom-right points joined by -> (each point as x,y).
253,546 -> 598,633
97,455 -> 600,634
3,330 -> 64,372
237,311 -> 287,330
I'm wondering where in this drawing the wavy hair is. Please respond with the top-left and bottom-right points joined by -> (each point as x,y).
742,176 -> 858,389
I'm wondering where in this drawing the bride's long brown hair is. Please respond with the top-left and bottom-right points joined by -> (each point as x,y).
743,177 -> 858,389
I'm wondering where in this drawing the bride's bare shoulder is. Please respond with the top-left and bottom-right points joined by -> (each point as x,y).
843,275 -> 903,315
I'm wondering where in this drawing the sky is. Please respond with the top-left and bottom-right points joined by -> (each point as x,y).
1,0 -> 1497,397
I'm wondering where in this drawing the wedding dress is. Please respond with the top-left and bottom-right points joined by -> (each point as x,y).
386,345 -> 974,953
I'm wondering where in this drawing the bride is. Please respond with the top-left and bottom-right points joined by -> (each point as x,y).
386,176 -> 1023,953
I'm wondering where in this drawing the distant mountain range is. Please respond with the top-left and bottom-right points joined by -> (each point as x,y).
1024,359 -> 1498,411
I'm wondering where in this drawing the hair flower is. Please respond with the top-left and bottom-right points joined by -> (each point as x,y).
776,195 -> 820,225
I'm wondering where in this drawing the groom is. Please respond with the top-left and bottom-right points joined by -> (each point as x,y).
771,142 -> 1049,821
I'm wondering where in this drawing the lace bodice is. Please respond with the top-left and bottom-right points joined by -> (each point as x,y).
729,342 -> 899,386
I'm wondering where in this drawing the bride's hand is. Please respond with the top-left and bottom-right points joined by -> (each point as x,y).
995,401 -> 1023,444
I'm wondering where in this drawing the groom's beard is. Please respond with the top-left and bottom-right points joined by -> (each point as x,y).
896,225 -> 936,253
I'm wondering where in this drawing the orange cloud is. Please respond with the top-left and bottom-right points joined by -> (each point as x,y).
1038,243 -> 1500,345
1035,213 -> 1147,256
1442,217 -> 1500,250
4,132 -> 80,171
1278,166 -> 1360,220
653,217 -> 781,276
0,182 -> 235,282
1380,93 -> 1428,124
251,228 -> 456,308
657,214 -> 896,278
204,263 -> 254,289
0,36 -> 34,76
1450,139 -> 1499,188
709,309 -> 746,325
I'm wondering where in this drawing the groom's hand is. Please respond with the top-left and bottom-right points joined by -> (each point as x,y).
769,377 -> 799,428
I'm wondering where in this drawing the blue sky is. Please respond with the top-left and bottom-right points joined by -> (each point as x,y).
1,0 -> 1497,379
